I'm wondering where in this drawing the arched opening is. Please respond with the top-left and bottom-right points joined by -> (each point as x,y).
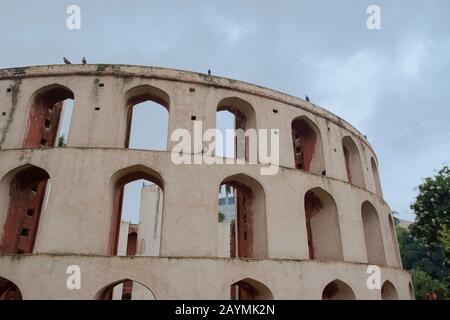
304,188 -> 343,261
381,280 -> 399,300
371,157 -> 383,196
23,84 -> 74,148
291,116 -> 324,175
125,85 -> 170,151
216,97 -> 257,161
0,165 -> 50,254
409,282 -> 415,300
389,214 -> 401,267
217,174 -> 267,259
361,201 -> 386,266
97,279 -> 155,300
342,136 -> 365,187
322,280 -> 355,300
0,276 -> 22,300
109,166 -> 164,258
230,278 -> 273,300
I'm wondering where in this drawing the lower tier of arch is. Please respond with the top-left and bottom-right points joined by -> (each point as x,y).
0,254 -> 413,300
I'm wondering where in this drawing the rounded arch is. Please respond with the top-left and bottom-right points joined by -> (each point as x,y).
95,278 -> 156,300
291,115 -> 325,175
23,83 -> 74,148
342,136 -> 365,188
230,277 -> 273,300
361,201 -> 386,266
219,173 -> 267,259
124,85 -> 170,150
0,276 -> 22,300
371,157 -> 383,196
322,279 -> 356,300
108,165 -> 165,256
0,164 -> 50,254
381,280 -> 399,300
304,187 -> 343,261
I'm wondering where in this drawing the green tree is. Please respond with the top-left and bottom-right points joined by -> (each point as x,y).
410,269 -> 448,300
398,166 -> 450,299
58,135 -> 67,147
397,226 -> 448,282
410,166 -> 450,250
440,225 -> 450,266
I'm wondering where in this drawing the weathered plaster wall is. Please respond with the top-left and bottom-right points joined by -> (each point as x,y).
0,65 -> 408,299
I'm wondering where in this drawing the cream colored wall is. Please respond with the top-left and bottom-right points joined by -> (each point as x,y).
0,254 -> 412,300
217,222 -> 231,258
138,184 -> 162,257
117,221 -> 130,256
0,65 -> 408,299
0,148 -> 399,266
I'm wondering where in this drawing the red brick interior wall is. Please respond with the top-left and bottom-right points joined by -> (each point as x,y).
0,167 -> 49,254
291,118 -> 317,172
231,280 -> 258,300
22,86 -> 73,148
226,181 -> 254,259
304,191 -> 323,259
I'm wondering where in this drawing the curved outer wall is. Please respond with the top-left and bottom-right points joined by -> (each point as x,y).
0,65 -> 411,299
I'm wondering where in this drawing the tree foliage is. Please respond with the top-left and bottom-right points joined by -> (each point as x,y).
410,166 -> 450,252
410,269 -> 448,300
398,165 -> 450,299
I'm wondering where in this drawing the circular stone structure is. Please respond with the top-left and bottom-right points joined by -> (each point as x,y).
0,64 -> 413,300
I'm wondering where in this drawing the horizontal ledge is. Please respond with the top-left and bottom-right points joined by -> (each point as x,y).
0,147 -> 388,206
0,253 -> 406,271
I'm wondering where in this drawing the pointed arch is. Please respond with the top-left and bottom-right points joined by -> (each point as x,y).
216,97 -> 257,160
219,173 -> 267,259
230,278 -> 273,300
0,276 -> 22,300
109,165 -> 164,256
389,214 -> 402,267
0,164 -> 50,254
304,187 -> 343,261
291,116 -> 325,174
96,278 -> 155,300
409,282 -> 415,300
371,157 -> 383,196
124,85 -> 170,150
322,279 -> 356,300
342,136 -> 365,187
23,84 -> 74,148
361,201 -> 386,266
381,280 -> 399,300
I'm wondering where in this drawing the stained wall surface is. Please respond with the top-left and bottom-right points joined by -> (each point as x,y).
0,65 -> 410,299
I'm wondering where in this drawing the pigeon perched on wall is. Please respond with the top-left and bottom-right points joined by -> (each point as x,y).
208,69 -> 211,76
305,95 -> 310,102
63,57 -> 72,64
82,57 -> 87,65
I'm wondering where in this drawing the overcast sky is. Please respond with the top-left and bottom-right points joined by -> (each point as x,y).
1,0 -> 449,221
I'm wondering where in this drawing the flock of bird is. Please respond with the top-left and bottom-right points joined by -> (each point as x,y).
62,59 -> 311,103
